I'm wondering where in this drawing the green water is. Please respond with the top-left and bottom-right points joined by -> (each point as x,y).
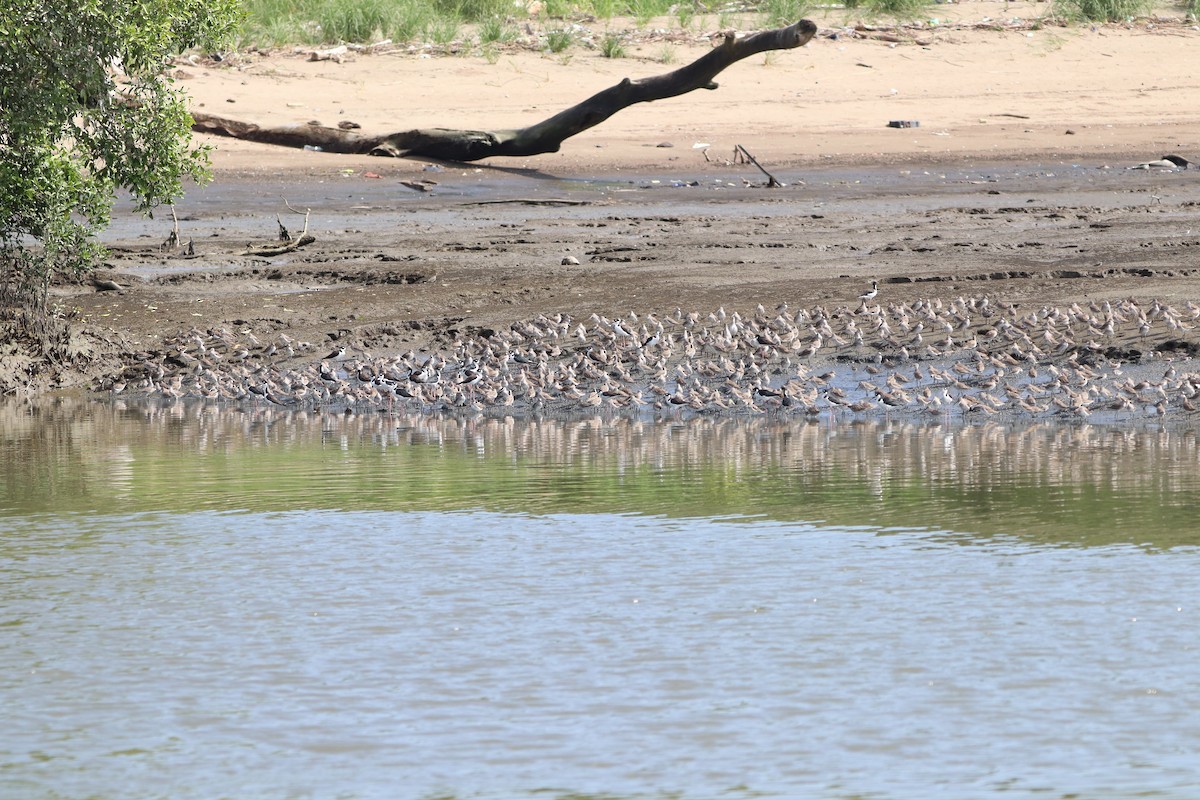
3,399 -> 1200,800
3,399 -> 1199,548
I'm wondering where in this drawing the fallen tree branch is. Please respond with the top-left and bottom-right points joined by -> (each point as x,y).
308,45 -> 349,62
191,20 -> 818,163
243,234 -> 316,257
242,202 -> 314,256
462,198 -> 592,206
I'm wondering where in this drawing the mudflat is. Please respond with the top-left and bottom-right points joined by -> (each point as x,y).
14,4 -> 1200,412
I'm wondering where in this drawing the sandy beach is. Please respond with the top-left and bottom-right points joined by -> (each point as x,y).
179,3 -> 1200,172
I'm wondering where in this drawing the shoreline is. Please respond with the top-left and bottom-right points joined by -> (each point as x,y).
100,294 -> 1200,422
7,4 -> 1200,414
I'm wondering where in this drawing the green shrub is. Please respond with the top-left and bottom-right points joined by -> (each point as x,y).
600,32 -> 626,57
629,0 -> 664,25
762,0 -> 813,27
479,15 -> 515,43
443,0 -> 513,18
0,0 -> 241,308
315,0 -> 391,42
675,3 -> 697,29
1053,0 -> 1151,20
546,28 -> 575,52
390,5 -> 427,42
241,17 -> 307,48
590,0 -> 624,19
843,0 -> 934,18
541,0 -> 576,16
426,14 -> 461,44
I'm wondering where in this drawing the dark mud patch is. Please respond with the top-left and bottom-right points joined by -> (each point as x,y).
21,160 -> 1200,402
886,266 -> 1200,286
264,267 -> 431,286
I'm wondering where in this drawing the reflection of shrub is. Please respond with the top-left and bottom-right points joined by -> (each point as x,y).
1053,0 -> 1151,20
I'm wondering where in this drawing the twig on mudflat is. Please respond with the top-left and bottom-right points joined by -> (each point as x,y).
735,144 -> 783,188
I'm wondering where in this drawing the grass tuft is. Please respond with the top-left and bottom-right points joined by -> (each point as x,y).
314,0 -> 390,43
235,0 -> 959,50
843,0 -> 935,19
545,28 -> 574,53
1052,0 -> 1151,20
426,14 -> 461,45
600,32 -> 626,58
478,16 -> 515,44
762,0 -> 812,28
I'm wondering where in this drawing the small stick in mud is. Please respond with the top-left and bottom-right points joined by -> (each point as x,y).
734,144 -> 783,188
283,199 -> 311,237
242,200 -> 314,256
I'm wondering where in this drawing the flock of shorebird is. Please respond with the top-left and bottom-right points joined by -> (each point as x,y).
111,290 -> 1200,421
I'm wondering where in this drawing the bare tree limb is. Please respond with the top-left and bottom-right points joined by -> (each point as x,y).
242,201 -> 313,256
191,20 -> 818,163
242,235 -> 315,257
735,144 -> 782,187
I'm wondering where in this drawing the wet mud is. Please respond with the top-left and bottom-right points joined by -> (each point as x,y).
24,158 -> 1200,419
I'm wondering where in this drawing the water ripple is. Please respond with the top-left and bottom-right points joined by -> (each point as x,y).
2,510 -> 1199,799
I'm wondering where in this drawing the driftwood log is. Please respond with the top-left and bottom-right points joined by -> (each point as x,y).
191,20 -> 818,162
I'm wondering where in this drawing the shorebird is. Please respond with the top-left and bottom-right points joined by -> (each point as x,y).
610,318 -> 634,338
859,280 -> 878,303
323,345 -> 347,361
1129,154 -> 1191,170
